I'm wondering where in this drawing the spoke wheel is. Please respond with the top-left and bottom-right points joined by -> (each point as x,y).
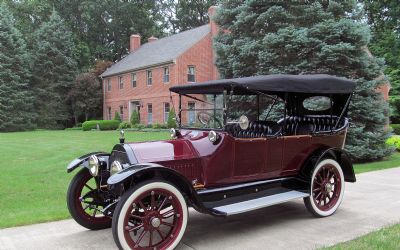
113,181 -> 188,250
304,159 -> 345,217
67,168 -> 111,230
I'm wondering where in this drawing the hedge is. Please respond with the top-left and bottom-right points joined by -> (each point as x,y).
82,120 -> 120,131
391,124 -> 400,135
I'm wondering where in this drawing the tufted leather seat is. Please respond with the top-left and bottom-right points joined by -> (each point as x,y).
279,115 -> 345,135
225,121 -> 280,138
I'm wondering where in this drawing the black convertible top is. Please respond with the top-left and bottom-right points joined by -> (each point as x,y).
170,74 -> 355,94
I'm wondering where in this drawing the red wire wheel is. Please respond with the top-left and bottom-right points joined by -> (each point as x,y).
112,181 -> 188,250
67,168 -> 111,230
304,159 -> 345,217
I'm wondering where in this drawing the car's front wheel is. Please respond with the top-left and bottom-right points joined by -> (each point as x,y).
112,181 -> 188,250
67,168 -> 112,230
304,159 -> 345,217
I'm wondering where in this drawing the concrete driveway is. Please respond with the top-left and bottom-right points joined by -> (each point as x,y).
1,167 -> 399,250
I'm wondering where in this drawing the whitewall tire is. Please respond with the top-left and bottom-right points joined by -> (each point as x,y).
304,159 -> 345,217
112,181 -> 188,250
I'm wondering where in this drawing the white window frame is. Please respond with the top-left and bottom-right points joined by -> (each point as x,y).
147,70 -> 152,86
163,67 -> 169,83
188,66 -> 196,82
118,76 -> 124,89
131,73 -> 137,88
163,103 -> 170,123
147,104 -> 153,125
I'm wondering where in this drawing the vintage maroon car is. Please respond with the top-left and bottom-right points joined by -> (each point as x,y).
66,74 -> 356,250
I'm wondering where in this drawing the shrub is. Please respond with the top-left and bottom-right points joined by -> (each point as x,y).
391,124 -> 400,135
118,121 -> 131,129
114,111 -> 121,122
82,120 -> 120,131
386,136 -> 400,151
152,123 -> 168,129
135,124 -> 146,130
167,109 -> 176,128
130,110 -> 140,125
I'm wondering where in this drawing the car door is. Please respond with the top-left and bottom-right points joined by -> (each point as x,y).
232,138 -> 266,181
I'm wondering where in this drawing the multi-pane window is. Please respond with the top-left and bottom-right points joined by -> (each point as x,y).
107,79 -> 111,91
147,70 -> 152,86
188,102 -> 196,125
163,67 -> 169,83
164,103 -> 170,123
131,73 -> 136,88
147,104 -> 153,125
108,107 -> 112,120
120,106 -> 124,120
188,66 -> 196,82
118,76 -> 124,89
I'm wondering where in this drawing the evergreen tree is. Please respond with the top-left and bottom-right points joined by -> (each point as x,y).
114,111 -> 121,122
167,108 -> 176,128
0,3 -> 36,131
130,110 -> 140,125
214,0 -> 391,161
32,10 -> 77,129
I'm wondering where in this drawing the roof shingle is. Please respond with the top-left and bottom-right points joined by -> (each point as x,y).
100,24 -> 210,77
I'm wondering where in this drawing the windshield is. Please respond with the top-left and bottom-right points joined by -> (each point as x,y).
179,94 -> 224,129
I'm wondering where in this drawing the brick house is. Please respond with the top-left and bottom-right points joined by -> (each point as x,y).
100,7 -> 219,124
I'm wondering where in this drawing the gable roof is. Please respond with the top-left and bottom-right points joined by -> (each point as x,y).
100,24 -> 211,78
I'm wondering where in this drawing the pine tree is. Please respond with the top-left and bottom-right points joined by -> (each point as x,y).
0,3 -> 36,131
32,10 -> 77,129
214,0 -> 391,162
167,108 -> 176,128
130,110 -> 140,125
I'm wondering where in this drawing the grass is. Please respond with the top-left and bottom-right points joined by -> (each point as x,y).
0,130 -> 399,229
353,151 -> 400,174
0,130 -> 168,229
324,223 -> 400,250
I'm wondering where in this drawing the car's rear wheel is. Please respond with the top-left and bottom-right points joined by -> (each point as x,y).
67,168 -> 112,230
304,159 -> 345,217
112,181 -> 188,250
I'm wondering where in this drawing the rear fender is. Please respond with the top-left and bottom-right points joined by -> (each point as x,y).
107,163 -> 209,213
300,148 -> 356,183
67,152 -> 110,173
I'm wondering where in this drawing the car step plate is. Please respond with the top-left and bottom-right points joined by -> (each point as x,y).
212,190 -> 309,216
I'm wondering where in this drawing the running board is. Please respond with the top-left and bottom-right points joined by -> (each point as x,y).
212,190 -> 309,216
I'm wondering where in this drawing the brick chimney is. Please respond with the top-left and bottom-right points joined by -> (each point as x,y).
208,6 -> 218,37
148,36 -> 158,43
130,34 -> 141,52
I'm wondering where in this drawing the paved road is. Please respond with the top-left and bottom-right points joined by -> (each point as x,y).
1,167 -> 400,250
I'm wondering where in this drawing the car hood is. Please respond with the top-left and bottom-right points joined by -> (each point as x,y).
126,139 -> 198,163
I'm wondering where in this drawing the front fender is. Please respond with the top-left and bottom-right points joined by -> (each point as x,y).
107,163 -> 210,214
67,152 -> 110,173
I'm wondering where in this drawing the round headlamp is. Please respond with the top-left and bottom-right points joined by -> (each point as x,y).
170,128 -> 177,139
88,155 -> 99,176
110,160 -> 122,176
208,130 -> 219,143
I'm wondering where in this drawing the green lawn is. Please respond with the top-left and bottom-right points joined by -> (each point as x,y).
0,130 -> 168,228
353,151 -> 400,174
0,130 -> 399,229
324,223 -> 400,250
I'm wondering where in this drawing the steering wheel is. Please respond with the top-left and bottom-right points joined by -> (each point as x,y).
197,112 -> 222,128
